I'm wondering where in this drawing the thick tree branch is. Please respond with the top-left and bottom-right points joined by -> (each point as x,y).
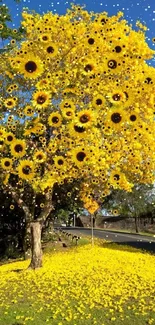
37,191 -> 54,223
4,184 -> 31,220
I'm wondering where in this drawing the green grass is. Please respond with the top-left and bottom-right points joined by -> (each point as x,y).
77,237 -> 90,245
0,295 -> 154,325
42,236 -> 90,254
0,303 -> 154,325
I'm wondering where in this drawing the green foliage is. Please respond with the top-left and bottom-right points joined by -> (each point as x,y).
103,184 -> 155,218
0,1 -> 25,41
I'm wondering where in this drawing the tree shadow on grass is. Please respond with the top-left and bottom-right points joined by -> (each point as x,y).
12,268 -> 24,273
100,240 -> 155,254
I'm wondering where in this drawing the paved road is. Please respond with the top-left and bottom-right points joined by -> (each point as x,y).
59,227 -> 155,254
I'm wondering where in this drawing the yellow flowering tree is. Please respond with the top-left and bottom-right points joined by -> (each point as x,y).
1,5 -> 155,268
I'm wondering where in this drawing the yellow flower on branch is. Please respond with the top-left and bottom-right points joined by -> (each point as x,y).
62,108 -> 75,120
105,108 -> 126,130
48,112 -> 62,127
43,43 -> 58,58
18,160 -> 35,181
69,147 -> 89,167
4,97 -> 17,109
92,94 -> 106,110
1,158 -> 13,171
53,156 -> 66,169
10,139 -> 26,158
107,90 -> 126,106
32,90 -> 51,110
60,99 -> 76,111
33,151 -> 47,163
75,109 -> 96,128
24,106 -> 34,117
18,54 -> 44,79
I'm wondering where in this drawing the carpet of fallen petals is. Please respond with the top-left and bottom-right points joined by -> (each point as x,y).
0,240 -> 155,324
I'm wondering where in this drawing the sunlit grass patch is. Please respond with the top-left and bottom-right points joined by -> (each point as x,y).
0,241 -> 155,324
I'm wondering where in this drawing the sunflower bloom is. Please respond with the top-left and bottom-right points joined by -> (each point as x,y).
107,90 -> 126,106
10,139 -> 26,158
69,147 -> 89,167
60,99 -> 76,111
1,158 -> 13,171
92,94 -> 106,110
44,43 -> 58,57
33,151 -> 47,163
4,97 -> 17,109
75,109 -> 95,128
105,108 -> 126,130
18,160 -> 35,180
53,156 -> 66,169
48,112 -> 62,127
19,54 -> 44,79
62,108 -> 75,120
24,106 -> 34,117
32,90 -> 51,110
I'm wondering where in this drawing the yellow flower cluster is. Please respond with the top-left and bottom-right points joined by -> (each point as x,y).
0,241 -> 155,324
0,5 -> 155,203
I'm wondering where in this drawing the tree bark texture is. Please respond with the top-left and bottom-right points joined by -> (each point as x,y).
29,222 -> 43,269
23,222 -> 32,260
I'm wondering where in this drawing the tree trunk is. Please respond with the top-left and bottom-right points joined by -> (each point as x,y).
23,222 -> 31,260
29,222 -> 42,269
135,216 -> 139,233
45,218 -> 54,232
4,184 -> 54,268
49,220 -> 54,233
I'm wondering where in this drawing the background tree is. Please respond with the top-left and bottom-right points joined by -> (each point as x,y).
1,5 -> 155,268
103,185 -> 155,232
0,0 -> 24,47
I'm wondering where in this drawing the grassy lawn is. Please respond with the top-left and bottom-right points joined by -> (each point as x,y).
0,238 -> 155,325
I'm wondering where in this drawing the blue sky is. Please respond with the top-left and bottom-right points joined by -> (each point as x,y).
2,0 -> 155,65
